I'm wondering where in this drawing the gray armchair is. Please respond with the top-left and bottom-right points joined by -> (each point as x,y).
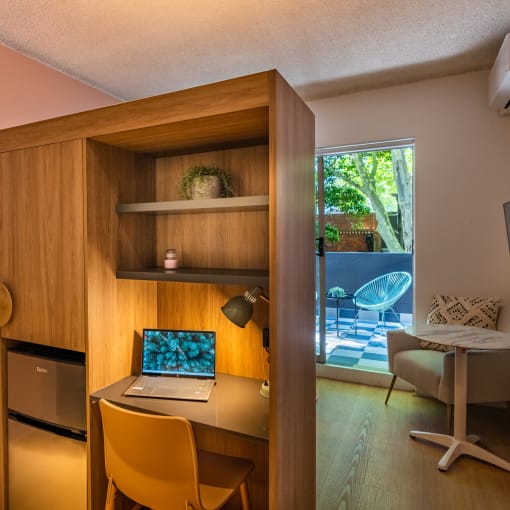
385,329 -> 510,426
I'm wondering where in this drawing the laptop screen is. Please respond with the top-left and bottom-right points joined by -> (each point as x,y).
141,329 -> 216,378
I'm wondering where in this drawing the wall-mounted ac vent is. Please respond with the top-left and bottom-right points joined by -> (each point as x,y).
489,33 -> 510,116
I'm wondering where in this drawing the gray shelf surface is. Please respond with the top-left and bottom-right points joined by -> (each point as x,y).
116,267 -> 269,286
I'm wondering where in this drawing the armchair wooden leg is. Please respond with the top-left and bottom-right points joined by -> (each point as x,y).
385,375 -> 397,405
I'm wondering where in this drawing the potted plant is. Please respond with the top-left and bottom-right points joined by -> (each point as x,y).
177,164 -> 234,200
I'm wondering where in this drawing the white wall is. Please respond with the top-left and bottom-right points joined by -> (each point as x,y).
308,71 -> 510,331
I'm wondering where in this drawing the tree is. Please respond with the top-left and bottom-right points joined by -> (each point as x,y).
391,148 -> 413,252
320,147 -> 413,253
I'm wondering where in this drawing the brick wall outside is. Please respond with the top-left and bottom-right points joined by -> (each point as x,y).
324,213 -> 382,252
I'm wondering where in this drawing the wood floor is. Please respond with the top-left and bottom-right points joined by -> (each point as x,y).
316,377 -> 510,510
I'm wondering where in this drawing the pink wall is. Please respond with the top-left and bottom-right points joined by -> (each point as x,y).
0,44 -> 119,129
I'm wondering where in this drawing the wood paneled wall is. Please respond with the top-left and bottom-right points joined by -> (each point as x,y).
157,282 -> 268,380
0,141 -> 86,351
154,145 -> 269,270
86,140 -> 158,393
85,141 -> 158,509
268,72 -> 316,509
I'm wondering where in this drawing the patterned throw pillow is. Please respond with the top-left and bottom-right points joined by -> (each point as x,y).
419,295 -> 501,351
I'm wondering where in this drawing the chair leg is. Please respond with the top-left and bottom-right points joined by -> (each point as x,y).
385,375 -> 397,405
392,307 -> 406,328
351,309 -> 360,335
105,478 -> 117,510
239,480 -> 251,510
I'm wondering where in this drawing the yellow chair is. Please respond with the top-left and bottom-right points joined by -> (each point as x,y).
99,399 -> 254,510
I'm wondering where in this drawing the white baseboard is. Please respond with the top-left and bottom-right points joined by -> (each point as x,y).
316,363 -> 414,391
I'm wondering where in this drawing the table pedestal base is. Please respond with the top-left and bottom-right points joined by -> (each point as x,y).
409,430 -> 510,472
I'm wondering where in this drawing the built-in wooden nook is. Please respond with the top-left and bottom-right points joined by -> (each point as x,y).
0,70 -> 316,509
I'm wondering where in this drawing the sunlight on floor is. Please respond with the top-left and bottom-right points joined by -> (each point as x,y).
316,310 -> 413,372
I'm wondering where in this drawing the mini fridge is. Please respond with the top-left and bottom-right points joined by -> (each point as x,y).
7,345 -> 87,510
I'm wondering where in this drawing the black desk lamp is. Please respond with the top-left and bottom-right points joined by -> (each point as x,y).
221,286 -> 270,398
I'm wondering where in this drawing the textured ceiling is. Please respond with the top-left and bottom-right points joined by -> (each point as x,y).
1,0 -> 510,101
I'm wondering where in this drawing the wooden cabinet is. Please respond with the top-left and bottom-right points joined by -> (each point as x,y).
0,70 -> 316,510
0,141 -> 86,351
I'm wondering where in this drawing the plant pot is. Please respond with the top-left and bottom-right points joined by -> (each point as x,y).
190,175 -> 222,199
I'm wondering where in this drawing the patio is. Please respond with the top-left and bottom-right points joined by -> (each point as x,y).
316,309 -> 413,372
317,251 -> 414,372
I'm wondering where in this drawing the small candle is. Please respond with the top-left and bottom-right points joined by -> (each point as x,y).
164,248 -> 178,269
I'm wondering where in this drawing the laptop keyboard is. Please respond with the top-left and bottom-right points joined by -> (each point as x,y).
128,375 -> 215,401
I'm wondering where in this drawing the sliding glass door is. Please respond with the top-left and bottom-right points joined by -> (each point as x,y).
315,139 -> 415,369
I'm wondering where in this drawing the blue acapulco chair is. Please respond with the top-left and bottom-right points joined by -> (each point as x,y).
352,271 -> 412,328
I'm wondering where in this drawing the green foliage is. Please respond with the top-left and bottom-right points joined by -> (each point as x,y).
315,220 -> 340,243
322,150 -> 400,213
317,146 -> 414,253
332,186 -> 370,216
325,223 -> 340,243
178,164 -> 234,199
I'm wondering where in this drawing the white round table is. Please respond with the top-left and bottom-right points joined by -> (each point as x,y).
406,323 -> 510,472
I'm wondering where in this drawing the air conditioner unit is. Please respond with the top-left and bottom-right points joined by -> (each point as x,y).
489,33 -> 510,115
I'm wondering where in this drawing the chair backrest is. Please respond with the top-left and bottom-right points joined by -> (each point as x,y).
99,399 -> 203,509
354,271 -> 412,310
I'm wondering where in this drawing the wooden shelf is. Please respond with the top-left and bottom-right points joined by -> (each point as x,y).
116,267 -> 269,286
117,195 -> 269,214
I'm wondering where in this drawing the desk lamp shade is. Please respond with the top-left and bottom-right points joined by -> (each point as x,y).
221,287 -> 265,328
221,286 -> 270,398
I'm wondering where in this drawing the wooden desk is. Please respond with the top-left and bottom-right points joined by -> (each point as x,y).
407,324 -> 510,472
90,373 -> 269,509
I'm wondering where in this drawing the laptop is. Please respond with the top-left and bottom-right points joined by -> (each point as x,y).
124,328 -> 216,401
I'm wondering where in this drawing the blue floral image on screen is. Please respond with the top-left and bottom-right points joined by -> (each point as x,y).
142,330 -> 215,376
